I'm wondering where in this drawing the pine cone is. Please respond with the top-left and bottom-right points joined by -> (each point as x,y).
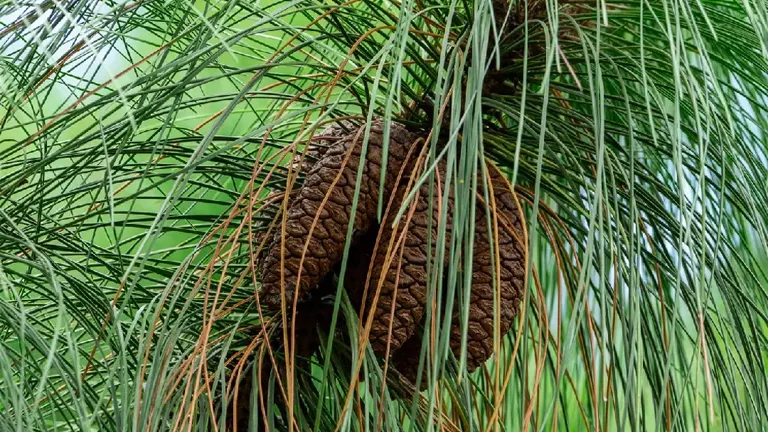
366,161 -> 451,356
255,117 -> 526,393
291,121 -> 355,175
449,161 -> 526,372
260,120 -> 418,309
252,122 -> 356,277
388,160 -> 526,388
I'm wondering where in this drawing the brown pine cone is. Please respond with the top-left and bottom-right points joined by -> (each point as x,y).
291,121 -> 355,175
366,161 -> 451,356
260,120 -> 418,309
251,122 -> 356,276
449,161 -> 526,372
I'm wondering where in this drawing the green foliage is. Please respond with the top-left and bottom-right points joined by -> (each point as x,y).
1,0 -> 768,430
